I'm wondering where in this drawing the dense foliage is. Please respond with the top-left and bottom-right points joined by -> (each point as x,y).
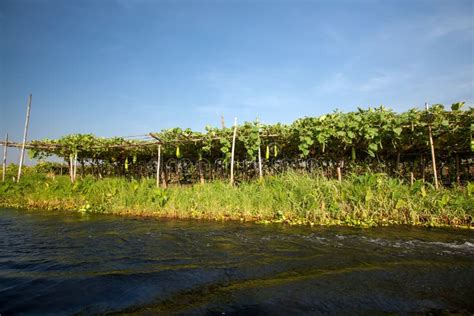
26,104 -> 472,178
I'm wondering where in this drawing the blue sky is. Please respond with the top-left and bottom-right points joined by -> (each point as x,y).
1,0 -> 473,146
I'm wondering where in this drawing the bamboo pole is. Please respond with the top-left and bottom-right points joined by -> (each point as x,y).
17,94 -> 32,182
257,119 -> 263,180
230,117 -> 237,185
73,152 -> 78,182
336,161 -> 343,182
221,115 -> 226,129
2,133 -> 8,182
69,155 -> 74,183
337,166 -> 342,182
396,152 -> 401,175
156,144 -> 161,188
425,102 -> 439,189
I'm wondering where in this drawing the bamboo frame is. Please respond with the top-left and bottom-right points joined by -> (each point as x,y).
2,133 -> 8,182
17,94 -> 32,182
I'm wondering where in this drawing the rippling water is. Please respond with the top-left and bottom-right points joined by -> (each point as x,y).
0,208 -> 473,315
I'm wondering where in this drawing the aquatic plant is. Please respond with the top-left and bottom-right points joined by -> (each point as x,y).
0,170 -> 472,228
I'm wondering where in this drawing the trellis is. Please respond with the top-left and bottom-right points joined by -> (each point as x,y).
1,104 -> 473,188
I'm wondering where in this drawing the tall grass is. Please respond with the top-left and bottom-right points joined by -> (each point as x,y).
0,169 -> 472,227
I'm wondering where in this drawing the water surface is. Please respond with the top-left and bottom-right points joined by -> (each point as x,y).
0,208 -> 473,315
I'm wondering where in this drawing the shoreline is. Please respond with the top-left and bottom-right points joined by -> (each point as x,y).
1,172 -> 472,229
1,201 -> 472,231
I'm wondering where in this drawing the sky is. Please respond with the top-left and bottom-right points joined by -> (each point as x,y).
1,0 -> 473,149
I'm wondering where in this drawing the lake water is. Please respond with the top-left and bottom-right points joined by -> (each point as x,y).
0,208 -> 473,315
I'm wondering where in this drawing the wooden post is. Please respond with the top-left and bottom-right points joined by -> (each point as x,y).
17,94 -> 32,182
221,115 -> 226,129
410,172 -> 414,185
336,161 -> 343,182
230,117 -> 237,185
73,152 -> 78,182
256,119 -> 263,180
455,154 -> 461,185
69,155 -> 74,183
156,144 -> 161,188
425,102 -> 439,189
395,152 -> 401,175
2,133 -> 8,182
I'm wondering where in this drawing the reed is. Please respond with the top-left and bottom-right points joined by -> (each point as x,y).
0,166 -> 472,227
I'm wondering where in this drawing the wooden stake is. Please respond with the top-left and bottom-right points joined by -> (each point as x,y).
156,144 -> 161,188
68,154 -> 74,183
73,152 -> 78,182
425,102 -> 439,189
337,161 -> 342,182
257,119 -> 263,180
198,160 -> 205,185
230,117 -> 237,185
2,133 -> 8,182
396,152 -> 401,175
221,115 -> 226,129
17,94 -> 32,182
69,155 -> 74,183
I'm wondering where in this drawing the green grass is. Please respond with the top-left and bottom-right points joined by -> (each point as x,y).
0,168 -> 473,228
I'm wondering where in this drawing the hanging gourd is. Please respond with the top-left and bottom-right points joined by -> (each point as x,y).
265,145 -> 270,160
125,157 -> 129,171
351,147 -> 356,161
176,146 -> 181,158
274,145 -> 278,157
132,154 -> 137,164
471,124 -> 474,152
322,143 -> 326,153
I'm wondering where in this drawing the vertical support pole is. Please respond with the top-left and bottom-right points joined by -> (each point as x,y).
336,160 -> 343,182
156,144 -> 161,188
73,152 -> 78,182
230,117 -> 237,185
199,164 -> 205,184
455,154 -> 461,185
17,94 -> 32,183
395,152 -> 401,176
2,133 -> 8,182
221,115 -> 226,129
425,102 -> 439,189
69,155 -> 74,183
410,172 -> 414,185
256,119 -> 263,180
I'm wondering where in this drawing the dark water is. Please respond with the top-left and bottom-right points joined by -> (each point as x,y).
0,208 -> 473,315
